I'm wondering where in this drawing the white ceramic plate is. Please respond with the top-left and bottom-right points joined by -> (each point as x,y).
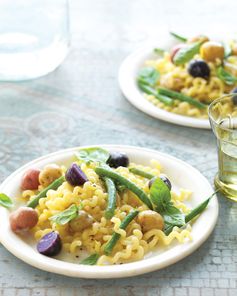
0,145 -> 218,278
118,37 -> 212,129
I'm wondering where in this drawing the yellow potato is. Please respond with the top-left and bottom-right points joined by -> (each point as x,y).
200,41 -> 224,62
137,210 -> 164,232
39,164 -> 62,187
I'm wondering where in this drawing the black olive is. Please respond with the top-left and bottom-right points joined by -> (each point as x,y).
107,152 -> 129,168
188,60 -> 210,79
231,87 -> 237,105
148,175 -> 172,190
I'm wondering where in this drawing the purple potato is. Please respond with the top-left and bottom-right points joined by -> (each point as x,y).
37,231 -> 62,256
65,163 -> 88,186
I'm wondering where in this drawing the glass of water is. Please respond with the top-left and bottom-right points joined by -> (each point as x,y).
0,0 -> 69,81
209,94 -> 237,201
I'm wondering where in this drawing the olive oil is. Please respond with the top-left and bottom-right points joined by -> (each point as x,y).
209,95 -> 237,201
215,139 -> 237,201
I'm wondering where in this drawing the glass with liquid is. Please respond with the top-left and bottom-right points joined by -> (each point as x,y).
0,0 -> 69,81
209,94 -> 237,201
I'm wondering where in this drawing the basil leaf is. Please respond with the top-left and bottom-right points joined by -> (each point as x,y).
137,67 -> 160,87
217,66 -> 237,85
0,193 -> 13,208
80,253 -> 100,265
75,147 -> 110,164
150,178 -> 171,212
170,32 -> 187,42
50,204 -> 78,225
164,190 -> 218,235
162,205 -> 185,229
154,48 -> 165,55
173,42 -> 201,65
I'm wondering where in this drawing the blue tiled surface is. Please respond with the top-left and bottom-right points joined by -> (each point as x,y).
0,0 -> 236,295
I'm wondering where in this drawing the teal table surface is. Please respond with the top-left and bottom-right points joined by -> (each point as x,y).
0,0 -> 236,295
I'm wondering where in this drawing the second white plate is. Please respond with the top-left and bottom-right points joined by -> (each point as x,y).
118,38 -> 211,129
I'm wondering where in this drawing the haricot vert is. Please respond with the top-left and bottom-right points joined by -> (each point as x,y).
27,175 -> 65,208
104,210 -> 139,255
103,176 -> 117,220
95,166 -> 153,210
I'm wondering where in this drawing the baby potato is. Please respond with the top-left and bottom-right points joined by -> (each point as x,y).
232,44 -> 237,56
187,35 -> 209,44
137,210 -> 164,232
21,168 -> 40,190
200,41 -> 224,62
39,164 -> 62,187
10,207 -> 38,232
69,210 -> 93,232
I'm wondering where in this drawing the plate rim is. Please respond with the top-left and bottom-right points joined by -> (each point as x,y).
0,145 -> 218,278
118,44 -> 211,129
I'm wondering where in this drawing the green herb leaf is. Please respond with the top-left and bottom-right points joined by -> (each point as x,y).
50,204 -> 78,225
154,48 -> 165,55
0,193 -> 13,208
75,147 -> 110,164
80,253 -> 100,265
150,178 -> 171,212
162,205 -> 185,229
170,32 -> 187,42
164,190 -> 218,235
173,42 -> 201,65
150,179 -> 185,229
137,67 -> 160,87
217,66 -> 237,85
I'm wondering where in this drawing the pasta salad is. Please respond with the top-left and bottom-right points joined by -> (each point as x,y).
1,147 -> 214,265
137,32 -> 237,118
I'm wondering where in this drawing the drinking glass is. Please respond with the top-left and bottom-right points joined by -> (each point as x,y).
0,0 -> 70,81
209,94 -> 237,201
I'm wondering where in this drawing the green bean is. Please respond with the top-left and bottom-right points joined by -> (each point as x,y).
154,48 -> 165,55
103,177 -> 117,220
164,191 -> 217,235
169,32 -> 187,42
27,176 -> 65,208
95,167 -> 153,210
129,168 -> 154,179
185,191 -> 217,223
80,253 -> 100,265
158,87 -> 206,109
104,210 -> 139,255
138,82 -> 174,106
116,183 -> 127,193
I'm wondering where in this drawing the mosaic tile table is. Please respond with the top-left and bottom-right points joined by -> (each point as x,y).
0,0 -> 236,295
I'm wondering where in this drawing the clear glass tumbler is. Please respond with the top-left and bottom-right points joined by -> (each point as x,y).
0,0 -> 70,81
209,94 -> 237,201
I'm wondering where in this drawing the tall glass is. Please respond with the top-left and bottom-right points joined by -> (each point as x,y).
209,94 -> 237,201
0,0 -> 70,81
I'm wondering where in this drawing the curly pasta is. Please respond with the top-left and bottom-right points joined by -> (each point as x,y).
143,46 -> 237,118
25,159 -> 195,265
